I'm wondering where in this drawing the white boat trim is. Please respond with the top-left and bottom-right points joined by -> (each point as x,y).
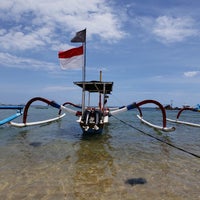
10,113 -> 66,127
167,118 -> 200,128
137,115 -> 175,132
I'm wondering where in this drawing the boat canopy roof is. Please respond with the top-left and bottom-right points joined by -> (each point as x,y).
74,81 -> 113,94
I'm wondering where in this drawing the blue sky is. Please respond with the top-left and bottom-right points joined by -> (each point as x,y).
1,0 -> 200,107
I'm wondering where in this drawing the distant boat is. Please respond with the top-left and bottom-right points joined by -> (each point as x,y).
194,104 -> 200,112
164,104 -> 180,110
182,104 -> 190,108
33,105 -> 49,109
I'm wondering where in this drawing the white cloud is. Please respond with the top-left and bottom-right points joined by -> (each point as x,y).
184,71 -> 200,77
153,16 -> 199,43
0,0 -> 126,51
0,29 -> 47,50
0,52 -> 56,70
132,15 -> 199,44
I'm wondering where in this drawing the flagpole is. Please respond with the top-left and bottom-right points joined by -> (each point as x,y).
82,41 -> 86,114
70,28 -> 86,115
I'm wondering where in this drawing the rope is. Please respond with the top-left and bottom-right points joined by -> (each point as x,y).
112,115 -> 200,159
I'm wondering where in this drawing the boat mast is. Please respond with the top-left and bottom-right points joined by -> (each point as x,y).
99,70 -> 102,109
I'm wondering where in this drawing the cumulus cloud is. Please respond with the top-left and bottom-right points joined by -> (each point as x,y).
0,0 -> 126,51
152,16 -> 199,43
0,29 -> 47,50
0,52 -> 56,70
132,15 -> 199,44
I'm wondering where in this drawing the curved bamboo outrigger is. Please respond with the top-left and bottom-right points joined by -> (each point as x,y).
110,99 -> 175,132
167,107 -> 200,127
9,97 -> 66,127
9,95 -> 175,133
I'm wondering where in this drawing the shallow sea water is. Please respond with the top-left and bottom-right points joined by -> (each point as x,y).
0,107 -> 200,199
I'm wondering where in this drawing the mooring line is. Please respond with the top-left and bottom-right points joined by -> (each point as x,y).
112,115 -> 200,159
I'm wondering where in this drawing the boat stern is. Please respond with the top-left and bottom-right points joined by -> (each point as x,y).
79,108 -> 107,134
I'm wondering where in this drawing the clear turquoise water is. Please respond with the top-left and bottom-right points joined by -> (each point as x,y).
0,107 -> 200,199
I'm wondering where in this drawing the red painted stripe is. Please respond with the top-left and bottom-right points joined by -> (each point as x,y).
58,46 -> 83,58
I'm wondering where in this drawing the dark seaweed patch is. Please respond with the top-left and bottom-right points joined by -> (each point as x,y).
29,142 -> 42,147
125,178 -> 147,186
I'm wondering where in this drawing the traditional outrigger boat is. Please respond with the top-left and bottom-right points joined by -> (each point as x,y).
8,29 -> 175,133
9,90 -> 175,133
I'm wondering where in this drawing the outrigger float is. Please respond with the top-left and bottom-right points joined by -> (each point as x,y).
5,29 -> 175,133
167,106 -> 200,128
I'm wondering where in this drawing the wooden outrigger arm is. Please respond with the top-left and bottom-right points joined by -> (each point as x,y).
110,100 -> 175,132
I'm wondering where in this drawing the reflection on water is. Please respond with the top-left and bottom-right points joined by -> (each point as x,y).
71,133 -> 116,199
0,109 -> 200,199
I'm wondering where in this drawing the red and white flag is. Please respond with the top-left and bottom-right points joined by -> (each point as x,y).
58,46 -> 83,69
